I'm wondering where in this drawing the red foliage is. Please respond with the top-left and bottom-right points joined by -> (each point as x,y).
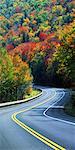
12,30 -> 60,63
39,32 -> 55,41
13,42 -> 36,60
40,41 -> 51,52
46,33 -> 55,40
39,32 -> 48,41
52,41 -> 60,47
6,44 -> 14,51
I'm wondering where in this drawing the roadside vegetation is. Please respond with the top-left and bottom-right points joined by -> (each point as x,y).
65,94 -> 75,117
0,0 -> 75,103
0,48 -> 33,102
24,89 -> 41,99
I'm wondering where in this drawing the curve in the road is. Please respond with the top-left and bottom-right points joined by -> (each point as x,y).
44,91 -> 75,126
12,91 -> 65,150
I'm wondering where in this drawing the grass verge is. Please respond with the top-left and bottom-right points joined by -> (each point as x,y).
64,94 -> 75,117
24,89 -> 41,99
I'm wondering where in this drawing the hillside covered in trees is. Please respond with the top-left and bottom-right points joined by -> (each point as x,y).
0,0 -> 75,101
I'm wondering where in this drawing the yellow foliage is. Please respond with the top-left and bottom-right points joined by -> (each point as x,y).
32,20 -> 37,24
24,18 -> 30,24
26,87 -> 32,95
11,54 -> 32,86
29,32 -> 34,37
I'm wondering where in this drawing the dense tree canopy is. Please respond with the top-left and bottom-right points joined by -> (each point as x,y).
0,0 -> 75,102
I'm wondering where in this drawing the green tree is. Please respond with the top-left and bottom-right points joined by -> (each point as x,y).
0,48 -> 14,102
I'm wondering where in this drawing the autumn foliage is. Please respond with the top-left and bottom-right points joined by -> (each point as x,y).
0,0 -> 75,100
0,48 -> 33,102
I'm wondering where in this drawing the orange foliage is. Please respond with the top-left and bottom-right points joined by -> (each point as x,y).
13,42 -> 36,60
0,16 -> 5,20
11,54 -> 32,85
39,32 -> 48,41
6,44 -> 14,51
18,26 -> 29,33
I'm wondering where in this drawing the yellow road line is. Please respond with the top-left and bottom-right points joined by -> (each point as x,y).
11,92 -> 66,150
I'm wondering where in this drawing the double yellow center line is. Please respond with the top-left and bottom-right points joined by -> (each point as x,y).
11,92 -> 66,150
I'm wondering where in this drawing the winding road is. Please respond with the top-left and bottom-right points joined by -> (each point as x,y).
0,87 -> 75,150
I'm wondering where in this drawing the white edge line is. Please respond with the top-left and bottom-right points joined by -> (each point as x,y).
43,91 -> 75,126
0,90 -> 43,107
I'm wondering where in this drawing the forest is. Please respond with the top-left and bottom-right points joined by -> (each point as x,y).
0,0 -> 75,102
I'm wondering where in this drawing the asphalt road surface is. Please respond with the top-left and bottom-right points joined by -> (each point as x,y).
0,87 -> 75,150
